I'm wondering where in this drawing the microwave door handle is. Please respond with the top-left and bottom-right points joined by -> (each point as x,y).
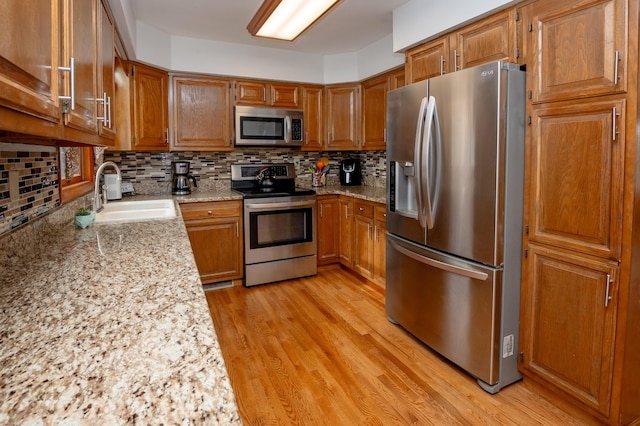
422,96 -> 437,230
414,97 -> 428,229
284,116 -> 292,144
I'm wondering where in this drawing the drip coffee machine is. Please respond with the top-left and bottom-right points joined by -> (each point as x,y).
171,161 -> 197,195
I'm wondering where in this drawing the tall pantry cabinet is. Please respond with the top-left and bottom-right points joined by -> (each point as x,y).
518,0 -> 638,423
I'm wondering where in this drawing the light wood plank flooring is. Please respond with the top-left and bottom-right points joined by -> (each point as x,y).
206,266 -> 602,425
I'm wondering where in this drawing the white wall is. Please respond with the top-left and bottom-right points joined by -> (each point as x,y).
136,21 -> 171,69
392,0 -> 521,52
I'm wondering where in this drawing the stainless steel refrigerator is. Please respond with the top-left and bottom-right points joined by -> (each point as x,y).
385,61 -> 525,393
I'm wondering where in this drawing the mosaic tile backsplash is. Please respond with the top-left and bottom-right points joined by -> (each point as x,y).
0,143 -> 60,236
104,149 -> 387,194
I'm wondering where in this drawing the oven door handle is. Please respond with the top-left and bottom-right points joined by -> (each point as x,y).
245,200 -> 316,210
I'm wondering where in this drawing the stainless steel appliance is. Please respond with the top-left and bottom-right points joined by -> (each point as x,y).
171,161 -> 197,195
234,106 -> 304,147
386,61 -> 526,393
339,158 -> 361,186
231,163 -> 317,286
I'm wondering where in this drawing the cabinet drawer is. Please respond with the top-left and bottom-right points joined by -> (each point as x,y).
354,200 -> 374,218
374,204 -> 387,222
180,200 -> 241,221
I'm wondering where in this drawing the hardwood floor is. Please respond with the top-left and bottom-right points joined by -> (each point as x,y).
206,266 -> 602,426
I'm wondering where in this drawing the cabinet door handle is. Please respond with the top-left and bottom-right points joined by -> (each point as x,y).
439,55 -> 445,75
612,107 -> 620,141
454,49 -> 459,71
164,128 -> 169,144
605,274 -> 613,307
107,95 -> 112,128
59,57 -> 76,110
236,222 -> 239,238
97,92 -> 108,125
320,204 -> 323,218
614,50 -> 620,83
368,223 -> 371,240
207,210 -> 212,215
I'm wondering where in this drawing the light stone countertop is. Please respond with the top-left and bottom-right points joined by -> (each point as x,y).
311,184 -> 387,204
0,195 -> 241,424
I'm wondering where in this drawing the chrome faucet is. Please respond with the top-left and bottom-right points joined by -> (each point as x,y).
93,161 -> 122,213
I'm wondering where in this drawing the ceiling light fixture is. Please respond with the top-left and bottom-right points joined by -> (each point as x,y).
247,0 -> 341,41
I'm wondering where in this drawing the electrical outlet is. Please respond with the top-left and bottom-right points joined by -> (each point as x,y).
293,158 -> 300,169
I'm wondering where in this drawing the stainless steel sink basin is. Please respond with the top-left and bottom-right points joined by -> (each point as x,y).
94,199 -> 177,223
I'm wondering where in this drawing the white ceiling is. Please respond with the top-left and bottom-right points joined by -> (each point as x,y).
130,0 -> 411,55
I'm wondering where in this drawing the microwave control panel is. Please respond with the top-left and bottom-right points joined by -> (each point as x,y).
291,118 -> 303,141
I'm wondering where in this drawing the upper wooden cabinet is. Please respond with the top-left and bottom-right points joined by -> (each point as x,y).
131,63 -> 169,150
234,80 -> 301,108
0,1 -> 61,123
406,8 -> 517,84
170,75 -> 232,151
522,0 -> 627,103
528,99 -> 625,261
360,74 -> 390,151
325,83 -> 360,150
62,0 -> 98,135
302,85 -> 324,151
97,0 -> 116,140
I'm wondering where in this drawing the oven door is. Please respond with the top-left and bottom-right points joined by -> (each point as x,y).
244,195 -> 317,265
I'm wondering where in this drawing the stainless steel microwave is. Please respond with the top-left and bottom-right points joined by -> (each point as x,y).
234,105 -> 304,147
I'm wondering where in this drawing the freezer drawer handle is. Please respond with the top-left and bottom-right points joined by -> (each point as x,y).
389,238 -> 489,281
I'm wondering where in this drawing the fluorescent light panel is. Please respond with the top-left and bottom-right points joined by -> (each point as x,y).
248,0 -> 340,41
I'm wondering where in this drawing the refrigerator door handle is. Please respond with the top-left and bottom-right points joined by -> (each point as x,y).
389,237 -> 489,281
414,96 -> 428,229
422,96 -> 440,230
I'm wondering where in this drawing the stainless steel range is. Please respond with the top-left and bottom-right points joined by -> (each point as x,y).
231,163 -> 317,287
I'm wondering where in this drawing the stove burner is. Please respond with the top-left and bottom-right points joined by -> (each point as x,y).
231,163 -> 315,198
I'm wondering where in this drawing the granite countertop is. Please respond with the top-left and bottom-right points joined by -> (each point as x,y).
0,197 -> 241,424
312,184 -> 386,204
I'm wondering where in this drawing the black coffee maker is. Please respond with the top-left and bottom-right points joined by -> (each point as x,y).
339,158 -> 362,186
171,161 -> 197,195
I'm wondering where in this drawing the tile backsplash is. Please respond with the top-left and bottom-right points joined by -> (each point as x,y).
105,149 -> 387,194
0,143 -> 60,236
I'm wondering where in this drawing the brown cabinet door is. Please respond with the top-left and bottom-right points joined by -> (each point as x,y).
528,100 -> 624,261
97,0 -> 115,141
0,0 -> 61,123
317,196 -> 339,265
235,80 -> 267,105
132,63 -> 169,150
360,74 -> 389,151
373,204 -> 387,287
62,0 -> 98,134
389,68 -> 406,90
339,196 -> 354,266
455,9 -> 515,71
406,36 -> 449,83
302,86 -> 324,150
520,243 -> 617,417
524,0 -> 626,103
353,201 -> 375,279
270,83 -> 300,108
181,201 -> 243,284
326,84 -> 359,150
171,76 -> 232,151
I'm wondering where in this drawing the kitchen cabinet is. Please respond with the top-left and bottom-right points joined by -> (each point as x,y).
406,8 -> 516,84
180,200 -> 243,284
373,204 -> 387,287
170,75 -> 232,151
524,0 -> 627,104
302,85 -> 324,151
527,99 -> 625,261
234,79 -> 301,108
360,67 -> 405,151
353,200 -> 375,279
519,0 -> 635,421
0,1 -> 61,125
326,83 -> 360,150
339,196 -> 354,267
317,196 -> 340,265
62,0 -> 98,135
520,244 -> 618,417
131,62 -> 169,150
97,0 -> 116,140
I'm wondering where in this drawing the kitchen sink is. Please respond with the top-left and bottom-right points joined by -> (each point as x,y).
94,199 -> 177,223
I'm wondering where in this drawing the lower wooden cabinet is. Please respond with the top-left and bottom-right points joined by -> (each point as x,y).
353,199 -> 375,278
373,204 -> 387,287
520,243 -> 618,417
180,200 -> 243,284
338,196 -> 354,266
317,196 -> 340,265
